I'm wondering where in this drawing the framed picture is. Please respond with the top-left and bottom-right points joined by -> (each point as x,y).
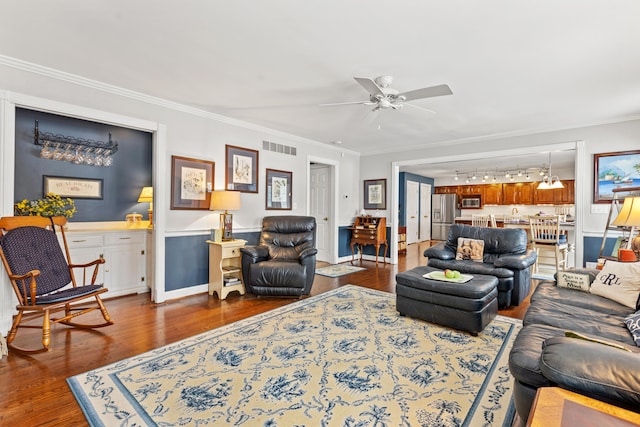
363,178 -> 386,210
43,176 -> 103,199
170,155 -> 214,210
225,145 -> 259,193
266,169 -> 292,210
593,150 -> 640,203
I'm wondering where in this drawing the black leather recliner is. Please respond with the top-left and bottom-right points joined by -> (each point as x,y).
424,224 -> 537,308
240,216 -> 317,297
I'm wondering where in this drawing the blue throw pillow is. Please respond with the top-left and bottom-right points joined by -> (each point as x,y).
624,311 -> 640,346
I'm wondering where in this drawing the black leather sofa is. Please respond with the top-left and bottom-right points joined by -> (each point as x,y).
424,224 -> 537,308
240,216 -> 317,297
508,269 -> 640,424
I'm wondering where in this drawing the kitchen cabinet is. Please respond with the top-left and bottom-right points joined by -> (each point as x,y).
64,229 -> 147,298
483,184 -> 502,205
502,182 -> 535,205
534,180 -> 575,204
458,185 -> 483,195
434,186 -> 458,194
435,180 -> 575,206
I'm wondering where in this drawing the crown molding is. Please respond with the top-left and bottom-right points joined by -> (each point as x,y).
0,55 -> 357,155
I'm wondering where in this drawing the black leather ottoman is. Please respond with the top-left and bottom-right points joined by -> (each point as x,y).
396,266 -> 499,335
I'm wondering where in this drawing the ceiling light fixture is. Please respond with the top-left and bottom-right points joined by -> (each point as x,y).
537,153 -> 563,190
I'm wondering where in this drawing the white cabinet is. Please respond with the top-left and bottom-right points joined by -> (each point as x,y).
63,229 -> 148,298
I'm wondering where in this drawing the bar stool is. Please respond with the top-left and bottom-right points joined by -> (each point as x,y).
529,215 -> 568,274
472,214 -> 490,227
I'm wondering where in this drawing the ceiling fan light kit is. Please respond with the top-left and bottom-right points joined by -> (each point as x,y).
321,75 -> 452,113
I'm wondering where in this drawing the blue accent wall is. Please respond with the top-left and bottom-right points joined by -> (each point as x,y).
14,108 -> 152,222
584,236 -> 620,266
164,231 -> 260,291
338,225 -> 390,258
398,172 -> 434,227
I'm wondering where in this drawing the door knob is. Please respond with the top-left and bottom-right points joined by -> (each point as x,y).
323,217 -> 328,221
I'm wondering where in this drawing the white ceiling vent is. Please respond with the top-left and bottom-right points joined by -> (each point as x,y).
263,140 -> 297,156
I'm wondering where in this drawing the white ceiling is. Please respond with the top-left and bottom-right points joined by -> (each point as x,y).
1,1 -> 639,174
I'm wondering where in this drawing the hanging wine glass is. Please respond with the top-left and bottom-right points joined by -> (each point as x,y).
52,143 -> 64,161
40,141 -> 53,159
94,147 -> 104,167
74,147 -> 85,165
84,146 -> 95,165
103,149 -> 113,167
63,143 -> 75,162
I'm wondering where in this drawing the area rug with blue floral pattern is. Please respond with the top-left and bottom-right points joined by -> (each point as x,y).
67,285 -> 521,426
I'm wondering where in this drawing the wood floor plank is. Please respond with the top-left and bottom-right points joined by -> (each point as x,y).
0,241 -> 532,426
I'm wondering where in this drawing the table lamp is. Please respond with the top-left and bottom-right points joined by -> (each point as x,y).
137,186 -> 153,227
611,196 -> 640,261
210,190 -> 241,241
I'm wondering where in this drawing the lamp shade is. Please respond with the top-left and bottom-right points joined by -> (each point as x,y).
137,187 -> 153,203
210,190 -> 241,211
612,197 -> 640,227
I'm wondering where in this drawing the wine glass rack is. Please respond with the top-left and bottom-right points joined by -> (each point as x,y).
33,120 -> 118,167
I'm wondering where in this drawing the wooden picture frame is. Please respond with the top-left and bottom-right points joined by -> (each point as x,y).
266,169 -> 292,210
593,150 -> 640,203
43,176 -> 103,199
363,178 -> 386,210
170,155 -> 214,210
225,145 -> 259,193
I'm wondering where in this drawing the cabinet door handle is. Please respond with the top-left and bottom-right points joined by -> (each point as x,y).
72,239 -> 87,243
119,237 -> 132,240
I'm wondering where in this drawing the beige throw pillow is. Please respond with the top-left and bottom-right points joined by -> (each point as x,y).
556,271 -> 591,292
590,261 -> 640,309
455,238 -> 484,263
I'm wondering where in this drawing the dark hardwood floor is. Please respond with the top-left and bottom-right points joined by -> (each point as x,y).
0,241 -> 533,426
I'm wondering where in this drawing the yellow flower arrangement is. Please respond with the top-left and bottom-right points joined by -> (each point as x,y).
14,193 -> 76,218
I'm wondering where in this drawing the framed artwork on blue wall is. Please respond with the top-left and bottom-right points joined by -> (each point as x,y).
43,176 -> 103,199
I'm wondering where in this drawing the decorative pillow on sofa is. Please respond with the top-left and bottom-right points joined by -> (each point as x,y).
455,238 -> 484,262
590,261 -> 640,309
556,271 -> 591,292
624,311 -> 640,347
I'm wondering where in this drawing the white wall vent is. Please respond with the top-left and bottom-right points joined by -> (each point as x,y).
263,140 -> 297,156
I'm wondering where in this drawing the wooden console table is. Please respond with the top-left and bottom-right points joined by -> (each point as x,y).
527,387 -> 640,426
349,216 -> 388,265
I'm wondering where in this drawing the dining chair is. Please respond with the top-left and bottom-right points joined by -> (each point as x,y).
471,214 -> 490,227
528,215 -> 568,274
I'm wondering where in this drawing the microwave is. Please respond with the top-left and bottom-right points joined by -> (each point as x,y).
461,196 -> 482,208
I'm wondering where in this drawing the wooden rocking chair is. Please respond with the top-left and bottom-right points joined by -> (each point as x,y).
0,216 -> 113,354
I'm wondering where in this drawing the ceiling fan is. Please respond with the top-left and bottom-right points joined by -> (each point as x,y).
321,75 -> 453,113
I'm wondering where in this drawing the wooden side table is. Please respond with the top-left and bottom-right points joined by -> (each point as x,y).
206,239 -> 246,300
527,387 -> 640,426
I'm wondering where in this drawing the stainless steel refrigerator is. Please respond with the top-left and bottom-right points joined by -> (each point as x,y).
431,194 -> 460,241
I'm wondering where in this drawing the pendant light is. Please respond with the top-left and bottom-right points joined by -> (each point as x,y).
537,152 -> 563,190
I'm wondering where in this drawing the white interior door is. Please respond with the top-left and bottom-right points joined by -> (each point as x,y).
310,164 -> 331,262
406,180 -> 419,244
419,183 -> 432,241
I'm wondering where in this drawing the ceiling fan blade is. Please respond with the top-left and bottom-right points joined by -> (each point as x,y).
319,100 -> 372,107
398,84 -> 453,101
403,103 -> 436,114
354,77 -> 385,97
